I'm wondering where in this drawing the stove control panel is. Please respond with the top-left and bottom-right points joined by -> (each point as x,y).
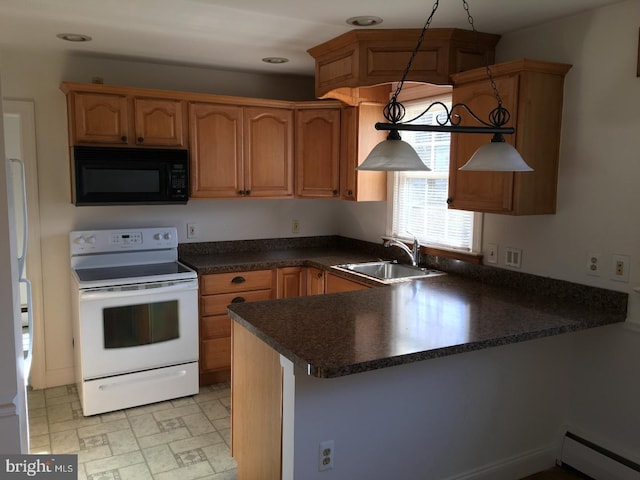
70,227 -> 179,255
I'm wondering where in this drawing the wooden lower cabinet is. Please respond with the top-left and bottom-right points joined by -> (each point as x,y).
325,272 -> 371,293
200,267 -> 370,385
199,269 -> 273,385
232,322 -> 283,480
276,266 -> 306,299
306,267 -> 326,295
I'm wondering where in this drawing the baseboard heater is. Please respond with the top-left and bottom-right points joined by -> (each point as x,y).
561,431 -> 640,480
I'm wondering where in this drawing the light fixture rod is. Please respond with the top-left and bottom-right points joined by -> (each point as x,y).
374,123 -> 515,135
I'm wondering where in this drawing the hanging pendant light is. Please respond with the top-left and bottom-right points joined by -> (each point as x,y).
360,0 -> 533,172
357,129 -> 430,171
459,134 -> 532,171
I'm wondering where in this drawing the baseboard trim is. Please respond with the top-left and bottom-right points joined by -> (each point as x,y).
439,444 -> 558,480
44,367 -> 75,388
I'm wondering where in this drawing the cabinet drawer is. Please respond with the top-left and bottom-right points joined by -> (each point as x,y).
202,315 -> 231,339
201,289 -> 273,316
201,270 -> 273,294
201,337 -> 231,371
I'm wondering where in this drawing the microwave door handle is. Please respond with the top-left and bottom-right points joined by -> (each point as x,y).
79,280 -> 197,301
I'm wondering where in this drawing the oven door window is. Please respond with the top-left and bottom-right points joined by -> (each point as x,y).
103,300 -> 179,348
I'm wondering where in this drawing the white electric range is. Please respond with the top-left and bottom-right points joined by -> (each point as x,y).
70,227 -> 199,416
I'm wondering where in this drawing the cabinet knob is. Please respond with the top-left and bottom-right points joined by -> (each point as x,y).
120,136 -> 127,143
347,190 -> 353,196
238,190 -> 245,196
332,190 -> 338,196
231,276 -> 246,284
231,296 -> 246,303
446,198 -> 453,205
137,137 -> 144,143
317,272 -> 323,279
245,190 -> 251,196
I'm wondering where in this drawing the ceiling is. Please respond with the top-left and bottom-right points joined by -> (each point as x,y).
0,0 -> 623,76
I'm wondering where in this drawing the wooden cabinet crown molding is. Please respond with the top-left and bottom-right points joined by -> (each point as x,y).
61,82 -> 297,109
307,28 -> 500,105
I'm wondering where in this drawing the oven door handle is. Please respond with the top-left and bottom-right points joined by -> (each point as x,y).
79,279 -> 198,300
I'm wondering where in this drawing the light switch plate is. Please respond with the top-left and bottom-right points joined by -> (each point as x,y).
486,244 -> 498,264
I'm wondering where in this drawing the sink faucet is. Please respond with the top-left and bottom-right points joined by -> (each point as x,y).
384,236 -> 420,266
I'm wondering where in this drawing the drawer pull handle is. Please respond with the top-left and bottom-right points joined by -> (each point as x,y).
231,276 -> 246,284
231,296 -> 246,303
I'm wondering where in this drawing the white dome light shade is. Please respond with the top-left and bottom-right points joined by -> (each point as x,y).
356,138 -> 431,171
459,139 -> 533,172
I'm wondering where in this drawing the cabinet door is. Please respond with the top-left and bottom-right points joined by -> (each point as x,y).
306,267 -> 325,296
72,92 -> 129,144
276,267 -> 306,299
341,104 -> 387,201
134,98 -> 185,147
189,103 -> 243,198
447,75 -> 519,213
325,273 -> 370,293
244,107 -> 294,197
295,108 -> 341,198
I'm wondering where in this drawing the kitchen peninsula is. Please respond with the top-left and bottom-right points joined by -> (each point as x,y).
180,237 -> 628,480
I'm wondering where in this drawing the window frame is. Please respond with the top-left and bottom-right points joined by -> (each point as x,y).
385,91 -> 483,261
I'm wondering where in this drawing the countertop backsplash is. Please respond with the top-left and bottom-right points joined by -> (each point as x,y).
179,235 -> 628,316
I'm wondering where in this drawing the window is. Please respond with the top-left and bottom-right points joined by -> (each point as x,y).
389,96 -> 480,252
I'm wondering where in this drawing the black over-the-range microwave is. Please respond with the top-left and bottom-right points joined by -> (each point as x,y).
72,146 -> 189,206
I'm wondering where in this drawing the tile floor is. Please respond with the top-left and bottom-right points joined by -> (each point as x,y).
27,382 -> 237,480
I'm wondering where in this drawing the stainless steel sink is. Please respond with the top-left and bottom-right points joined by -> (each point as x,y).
332,261 -> 445,283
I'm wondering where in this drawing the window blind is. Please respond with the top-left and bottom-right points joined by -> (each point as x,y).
390,98 -> 475,251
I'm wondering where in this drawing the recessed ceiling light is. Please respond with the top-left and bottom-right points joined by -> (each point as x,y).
346,16 -> 383,27
56,33 -> 92,42
262,57 -> 289,64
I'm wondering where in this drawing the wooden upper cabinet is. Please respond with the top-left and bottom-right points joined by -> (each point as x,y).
67,90 -> 186,147
133,98 -> 185,147
190,103 -> 294,199
295,107 -> 341,198
72,92 -> 129,144
244,107 -> 294,197
341,103 -> 387,201
448,59 -> 571,215
189,102 -> 243,198
307,28 -> 500,105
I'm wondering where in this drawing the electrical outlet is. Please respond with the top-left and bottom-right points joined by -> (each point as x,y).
505,247 -> 522,268
586,252 -> 601,276
187,223 -> 198,239
611,254 -> 630,282
318,440 -> 334,471
292,219 -> 300,234
485,244 -> 498,264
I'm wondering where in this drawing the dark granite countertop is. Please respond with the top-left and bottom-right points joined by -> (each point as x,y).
228,274 -> 626,378
180,236 -> 628,379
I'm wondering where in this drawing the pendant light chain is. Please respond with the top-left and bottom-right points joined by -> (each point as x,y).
385,0 -> 441,124
462,0 -> 509,127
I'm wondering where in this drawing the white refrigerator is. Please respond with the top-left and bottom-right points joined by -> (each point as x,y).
0,107 -> 30,451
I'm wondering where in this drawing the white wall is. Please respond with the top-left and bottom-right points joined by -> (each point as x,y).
489,0 -> 640,465
489,0 -> 640,312
293,334 -> 572,480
